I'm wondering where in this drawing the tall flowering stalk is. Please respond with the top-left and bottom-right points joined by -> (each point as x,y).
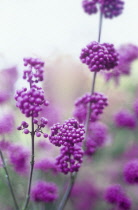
15,58 -> 49,209
56,1 -> 122,209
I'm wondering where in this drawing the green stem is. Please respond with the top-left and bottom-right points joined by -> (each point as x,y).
57,173 -> 76,210
0,149 -> 19,210
84,11 -> 103,146
23,116 -> 35,210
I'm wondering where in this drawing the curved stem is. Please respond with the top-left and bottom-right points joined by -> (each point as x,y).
0,149 -> 19,210
57,173 -> 76,210
23,116 -> 35,210
84,11 -> 103,145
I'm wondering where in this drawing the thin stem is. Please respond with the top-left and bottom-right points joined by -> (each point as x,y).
57,173 -> 76,210
23,116 -> 35,210
0,149 -> 19,210
84,11 -> 103,145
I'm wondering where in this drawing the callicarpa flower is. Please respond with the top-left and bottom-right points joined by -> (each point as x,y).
104,44 -> 138,84
49,118 -> 85,147
15,85 -> 49,118
31,181 -> 58,202
73,92 -> 108,123
124,160 -> 138,184
82,0 -> 98,15
80,41 -> 118,72
35,158 -> 58,174
56,145 -> 84,174
85,122 -> 108,156
23,57 -> 44,83
100,0 -> 124,19
105,184 -> 131,210
82,0 -> 124,19
8,144 -> 30,175
114,109 -> 136,129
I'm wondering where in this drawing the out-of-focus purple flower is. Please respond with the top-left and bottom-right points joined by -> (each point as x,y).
8,144 -> 30,175
80,41 -> 119,72
0,92 -> 10,104
23,57 -> 44,83
124,160 -> 138,184
36,140 -> 52,150
40,102 -> 61,127
31,181 -> 58,202
0,114 -> 15,134
105,184 -> 131,210
114,110 -> 136,129
35,158 -> 58,174
71,180 -> 99,210
15,85 -> 49,118
100,0 -> 124,19
123,143 -> 138,161
0,140 -> 11,151
85,122 -> 108,156
49,118 -> 85,147
104,44 -> 138,84
133,99 -> 138,118
56,145 -> 84,174
73,92 -> 108,123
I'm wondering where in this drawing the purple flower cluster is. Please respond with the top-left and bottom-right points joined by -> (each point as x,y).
80,41 -> 118,72
82,0 -> 124,19
33,117 -> 48,138
82,0 -> 98,15
114,109 -> 136,129
23,57 -> 44,83
104,44 -> 138,84
124,160 -> 138,184
100,0 -> 124,19
56,145 -> 83,174
49,118 -> 85,147
105,184 -> 131,210
9,144 -> 30,175
49,118 -> 85,174
0,114 -> 15,135
74,92 -> 108,123
35,158 -> 58,174
85,122 -> 108,155
15,85 -> 49,118
31,181 -> 58,202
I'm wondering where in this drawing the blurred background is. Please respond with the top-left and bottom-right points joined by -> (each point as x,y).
0,0 -> 138,209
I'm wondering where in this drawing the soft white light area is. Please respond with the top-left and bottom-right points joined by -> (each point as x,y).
0,0 -> 137,64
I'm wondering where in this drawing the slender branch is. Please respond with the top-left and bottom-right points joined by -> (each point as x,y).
84,11 -> 103,145
23,116 -> 35,210
0,149 -> 19,210
57,173 -> 76,210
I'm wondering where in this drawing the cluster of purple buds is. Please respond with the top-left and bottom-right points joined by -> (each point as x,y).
100,0 -> 124,19
85,122 -> 108,156
49,118 -> 85,174
74,92 -> 108,123
80,41 -> 118,72
31,181 -> 58,203
56,145 -> 84,174
17,121 -> 29,134
49,118 -> 85,147
23,57 -> 44,83
105,184 -> 131,210
104,44 -> 138,84
82,0 -> 124,19
114,109 -> 136,129
15,85 -> 49,118
82,0 -> 98,15
33,117 -> 48,138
